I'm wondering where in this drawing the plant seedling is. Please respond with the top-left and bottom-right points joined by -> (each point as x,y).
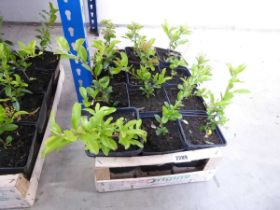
100,19 -> 116,46
123,22 -> 143,53
132,65 -> 171,97
167,55 -> 187,76
178,55 -> 212,100
42,103 -> 147,156
0,16 -> 13,46
124,22 -> 158,70
203,64 -> 249,136
0,104 -> 28,148
162,20 -> 191,55
35,2 -> 58,52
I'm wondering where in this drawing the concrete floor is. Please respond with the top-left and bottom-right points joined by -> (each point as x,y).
2,24 -> 280,210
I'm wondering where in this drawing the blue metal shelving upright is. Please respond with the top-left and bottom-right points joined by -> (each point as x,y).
57,0 -> 92,102
87,0 -> 99,35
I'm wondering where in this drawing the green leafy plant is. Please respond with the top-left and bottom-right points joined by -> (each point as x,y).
154,100 -> 183,136
162,20 -> 191,53
0,16 -> 13,46
100,19 -> 116,46
56,37 -> 122,105
35,2 -> 58,52
79,76 -> 112,107
0,43 -> 32,110
178,55 -> 212,100
124,22 -> 158,70
123,22 -> 143,52
203,64 -> 249,136
15,40 -> 40,72
167,55 -> 187,76
42,103 -> 147,156
0,104 -> 28,148
132,65 -> 171,97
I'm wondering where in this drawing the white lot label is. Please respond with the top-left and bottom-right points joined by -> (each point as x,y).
173,154 -> 189,162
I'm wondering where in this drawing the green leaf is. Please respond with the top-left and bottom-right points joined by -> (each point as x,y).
72,103 -> 81,129
50,112 -> 62,134
56,36 -> 70,51
80,133 -> 100,154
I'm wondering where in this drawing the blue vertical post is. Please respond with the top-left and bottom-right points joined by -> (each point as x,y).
87,0 -> 99,35
57,0 -> 92,102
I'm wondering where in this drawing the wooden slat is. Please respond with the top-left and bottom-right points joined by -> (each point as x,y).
95,147 -> 223,168
203,158 -> 222,171
95,169 -> 216,192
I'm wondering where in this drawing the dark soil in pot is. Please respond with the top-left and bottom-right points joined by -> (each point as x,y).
125,47 -> 140,64
0,125 -> 36,169
142,118 -> 183,153
180,116 -> 220,145
26,70 -> 52,93
111,72 -> 127,84
129,88 -> 167,112
110,109 -> 138,121
92,83 -> 129,108
19,94 -> 44,122
165,86 -> 206,111
29,51 -> 60,69
110,83 -> 129,107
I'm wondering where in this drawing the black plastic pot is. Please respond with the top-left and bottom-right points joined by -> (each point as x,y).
91,83 -> 130,108
140,112 -> 185,155
0,124 -> 38,177
164,67 -> 191,86
20,93 -> 48,134
29,50 -> 60,70
125,47 -> 140,65
178,112 -> 227,150
155,47 -> 182,69
85,107 -> 144,157
164,85 -> 207,113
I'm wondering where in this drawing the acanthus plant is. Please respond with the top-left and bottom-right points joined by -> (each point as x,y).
0,104 -> 28,148
202,64 -> 249,137
42,103 -> 147,156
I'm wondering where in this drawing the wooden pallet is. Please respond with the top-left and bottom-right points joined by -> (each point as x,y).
95,147 -> 223,192
0,66 -> 65,209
